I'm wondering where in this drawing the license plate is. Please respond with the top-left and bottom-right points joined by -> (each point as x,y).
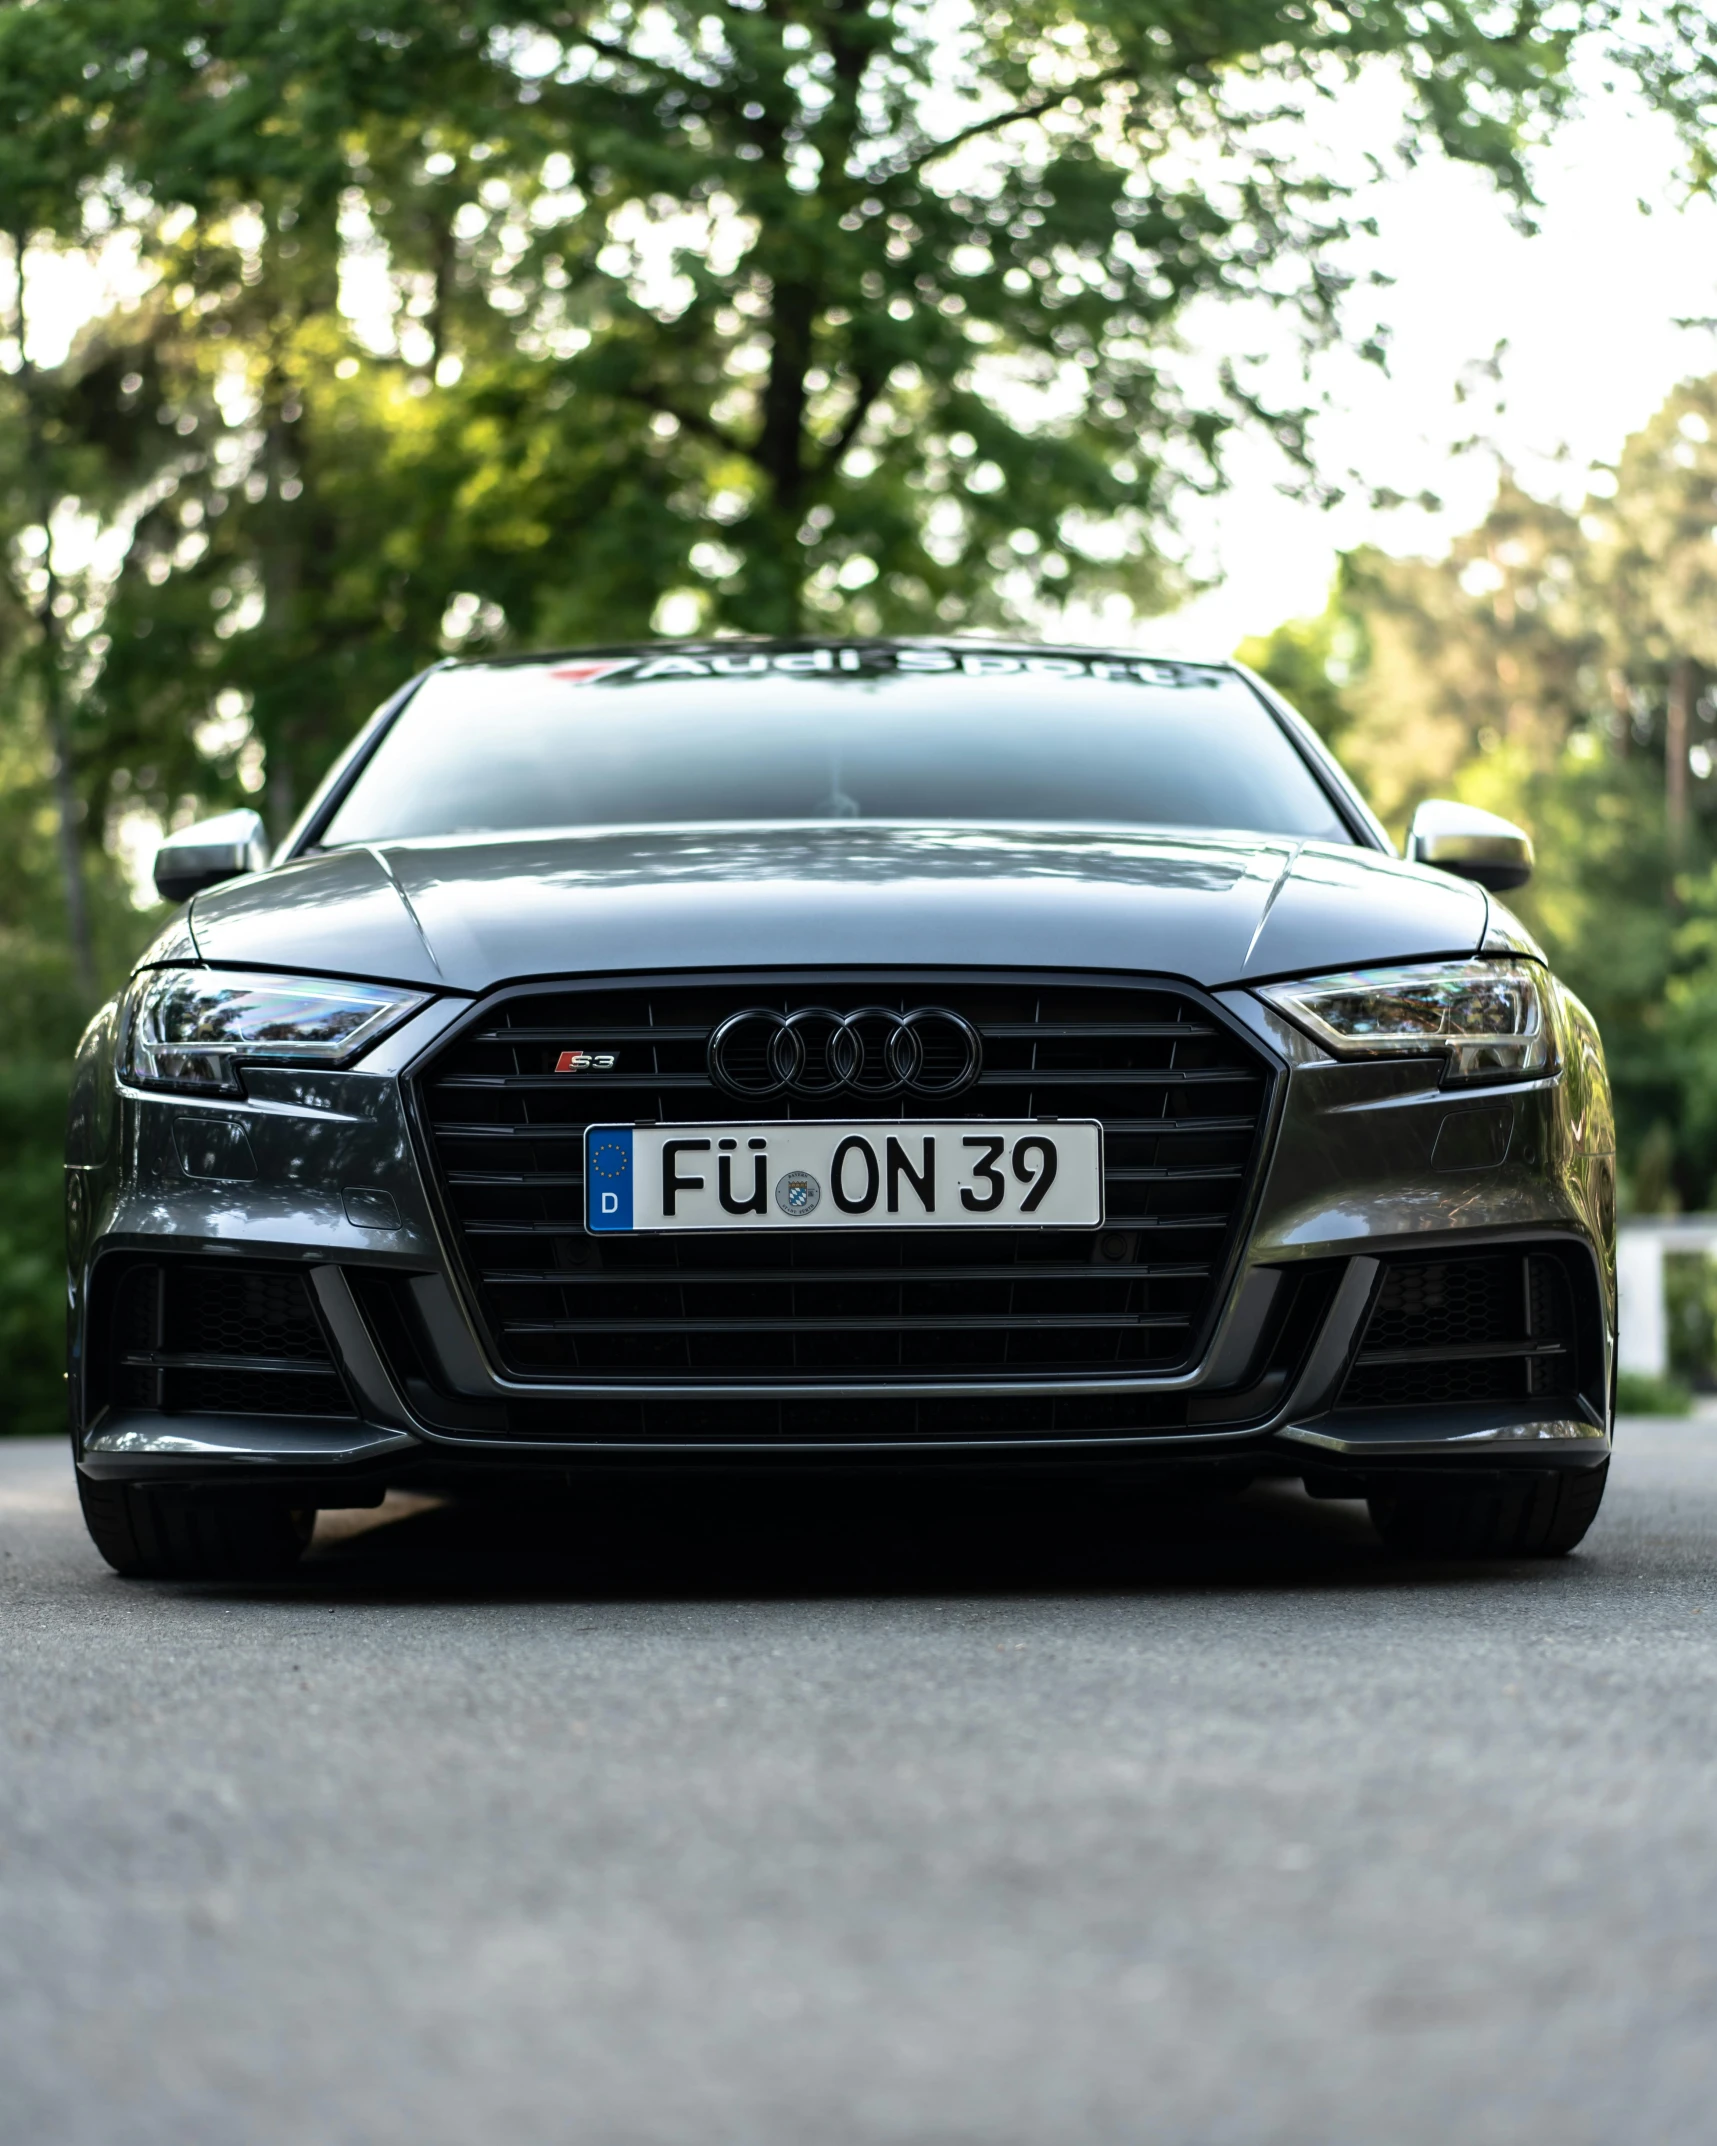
585,1121 -> 1103,1233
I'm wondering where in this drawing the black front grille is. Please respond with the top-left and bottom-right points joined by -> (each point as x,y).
1338,1251 -> 1578,1413
103,1259 -> 355,1418
415,974 -> 1277,1386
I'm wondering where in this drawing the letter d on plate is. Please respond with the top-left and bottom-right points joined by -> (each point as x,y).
585,1127 -> 634,1231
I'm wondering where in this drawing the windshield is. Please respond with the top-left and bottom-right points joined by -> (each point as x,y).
320,648 -> 1351,846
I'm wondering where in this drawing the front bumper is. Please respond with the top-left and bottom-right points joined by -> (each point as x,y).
68,988 -> 1616,1495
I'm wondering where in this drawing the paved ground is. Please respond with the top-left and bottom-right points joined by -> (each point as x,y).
3,1427 -> 1716,2146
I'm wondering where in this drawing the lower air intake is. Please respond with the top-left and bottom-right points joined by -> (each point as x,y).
103,1259 -> 355,1419
352,1259 -> 1342,1444
1338,1250 -> 1579,1412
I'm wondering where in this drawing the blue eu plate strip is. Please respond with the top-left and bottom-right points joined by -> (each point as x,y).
585,1126 -> 634,1231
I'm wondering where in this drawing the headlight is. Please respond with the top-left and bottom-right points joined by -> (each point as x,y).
121,968 -> 429,1093
1259,960 -> 1551,1082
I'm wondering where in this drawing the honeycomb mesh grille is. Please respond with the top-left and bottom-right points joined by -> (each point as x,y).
169,1267 -> 333,1361
105,1260 -> 355,1419
415,974 -> 1277,1385
1339,1250 -> 1577,1413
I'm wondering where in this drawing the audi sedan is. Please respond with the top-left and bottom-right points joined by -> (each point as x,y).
66,639 -> 1615,1578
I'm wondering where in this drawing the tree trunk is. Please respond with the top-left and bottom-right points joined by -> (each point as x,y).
747,277 -> 818,635
12,232 -> 97,1002
267,759 -> 297,849
259,342 -> 304,845
1668,657 -> 1693,860
41,670 -> 96,1004
427,210 -> 455,374
1608,668 -> 1633,758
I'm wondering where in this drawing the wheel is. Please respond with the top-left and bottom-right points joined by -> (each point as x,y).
1367,1462 -> 1609,1559
77,1474 -> 313,1580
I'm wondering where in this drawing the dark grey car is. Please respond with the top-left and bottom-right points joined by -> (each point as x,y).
65,639 -> 1615,1578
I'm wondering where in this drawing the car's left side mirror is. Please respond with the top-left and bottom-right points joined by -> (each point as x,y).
1405,799 -> 1534,892
153,809 -> 270,905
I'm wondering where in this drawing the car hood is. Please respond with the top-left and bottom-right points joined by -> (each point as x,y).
184,824 -> 1489,993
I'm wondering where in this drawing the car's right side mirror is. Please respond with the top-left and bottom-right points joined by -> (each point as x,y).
1405,799 -> 1534,892
153,809 -> 271,905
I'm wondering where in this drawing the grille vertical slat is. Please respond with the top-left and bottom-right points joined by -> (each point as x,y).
415,976 -> 1275,1384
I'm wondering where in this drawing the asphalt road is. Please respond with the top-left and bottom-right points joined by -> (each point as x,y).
4,1427 -> 1717,2146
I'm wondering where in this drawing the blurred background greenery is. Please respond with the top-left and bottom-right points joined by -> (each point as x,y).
4,1 -> 1716,1430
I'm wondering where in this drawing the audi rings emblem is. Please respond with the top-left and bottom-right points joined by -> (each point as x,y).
707,1006 -> 984,1100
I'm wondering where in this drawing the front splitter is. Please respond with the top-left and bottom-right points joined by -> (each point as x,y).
1276,1403 -> 1610,1462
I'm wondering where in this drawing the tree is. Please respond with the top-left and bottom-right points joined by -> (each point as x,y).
2,2 -> 1716,1430
0,0 -> 110,997
0,0 -> 1704,867
1236,561 -> 1370,750
1333,480 -> 1603,826
1241,376 -> 1717,1211
1,0 -> 1713,878
1585,377 -> 1717,858
12,0 -> 1717,648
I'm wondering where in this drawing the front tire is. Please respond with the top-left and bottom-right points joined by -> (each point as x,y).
1368,1462 -> 1609,1559
78,1475 -> 313,1580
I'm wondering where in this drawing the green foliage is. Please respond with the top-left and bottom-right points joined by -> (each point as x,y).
0,4 -> 1714,1429
5,0 -> 1715,824
13,0 -> 1689,643
1453,741 -> 1679,1170
0,710 -> 157,1436
0,1064 -> 72,1439
1664,1252 -> 1717,1388
1616,1369 -> 1693,1417
1236,589 -> 1366,749
1244,401 -> 1717,1214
